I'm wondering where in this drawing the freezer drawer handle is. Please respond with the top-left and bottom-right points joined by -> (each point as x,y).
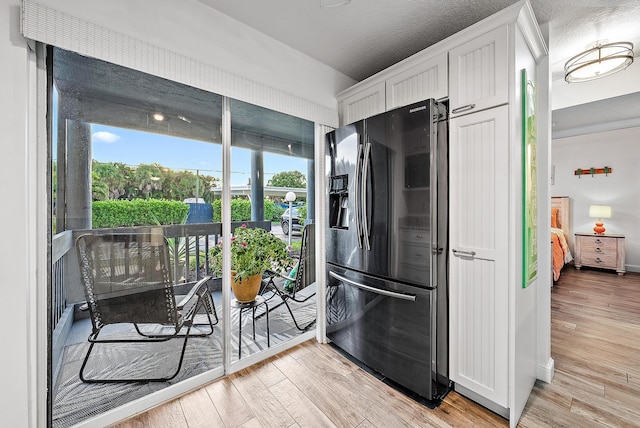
329,271 -> 417,301
452,249 -> 476,257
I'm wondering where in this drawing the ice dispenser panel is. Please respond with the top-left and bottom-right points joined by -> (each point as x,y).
329,174 -> 349,229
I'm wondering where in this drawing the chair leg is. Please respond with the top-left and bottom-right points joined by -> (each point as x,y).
79,325 -> 194,384
259,282 -> 315,331
79,294 -> 216,383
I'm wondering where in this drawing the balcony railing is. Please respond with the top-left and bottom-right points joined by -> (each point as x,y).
50,220 -> 272,333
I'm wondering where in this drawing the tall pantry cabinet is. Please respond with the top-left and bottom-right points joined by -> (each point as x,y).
334,1 -> 549,426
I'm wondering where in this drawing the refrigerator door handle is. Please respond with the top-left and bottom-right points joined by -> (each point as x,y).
329,271 -> 417,301
361,140 -> 372,250
354,142 -> 363,248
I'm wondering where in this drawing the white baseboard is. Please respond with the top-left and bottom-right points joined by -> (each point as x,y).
536,357 -> 555,383
625,264 -> 640,273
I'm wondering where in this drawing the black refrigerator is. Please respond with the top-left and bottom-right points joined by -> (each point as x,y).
325,99 -> 449,403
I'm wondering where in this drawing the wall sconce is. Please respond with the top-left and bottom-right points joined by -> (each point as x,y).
589,205 -> 612,235
564,41 -> 634,83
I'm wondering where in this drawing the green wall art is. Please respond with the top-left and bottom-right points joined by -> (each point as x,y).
522,68 -> 538,288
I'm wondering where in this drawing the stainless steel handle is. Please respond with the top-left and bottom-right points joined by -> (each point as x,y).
329,271 -> 416,301
451,103 -> 476,114
361,141 -> 372,251
354,143 -> 363,248
452,249 -> 476,257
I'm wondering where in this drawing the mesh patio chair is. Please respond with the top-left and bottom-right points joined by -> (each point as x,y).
260,223 -> 316,331
75,232 -> 218,383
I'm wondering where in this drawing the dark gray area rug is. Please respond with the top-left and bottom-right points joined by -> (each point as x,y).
52,295 -> 316,428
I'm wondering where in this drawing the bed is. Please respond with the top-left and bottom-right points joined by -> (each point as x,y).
551,196 -> 573,282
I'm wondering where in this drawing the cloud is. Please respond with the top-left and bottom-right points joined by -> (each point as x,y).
93,131 -> 121,143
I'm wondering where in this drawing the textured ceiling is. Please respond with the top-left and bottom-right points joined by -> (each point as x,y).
197,0 -> 640,82
197,0 -> 640,136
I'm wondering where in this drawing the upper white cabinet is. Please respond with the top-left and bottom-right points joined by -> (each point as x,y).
337,52 -> 447,126
339,82 -> 386,125
448,25 -> 509,117
386,54 -> 447,110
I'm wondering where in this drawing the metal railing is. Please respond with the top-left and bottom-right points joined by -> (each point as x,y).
50,221 -> 272,331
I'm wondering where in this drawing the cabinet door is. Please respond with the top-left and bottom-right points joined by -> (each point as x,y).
340,82 -> 386,126
449,105 -> 509,407
386,53 -> 447,110
449,26 -> 508,117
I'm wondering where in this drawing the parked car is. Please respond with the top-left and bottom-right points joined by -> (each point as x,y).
281,207 -> 302,235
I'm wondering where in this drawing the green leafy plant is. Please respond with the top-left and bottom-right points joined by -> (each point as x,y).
209,225 -> 292,281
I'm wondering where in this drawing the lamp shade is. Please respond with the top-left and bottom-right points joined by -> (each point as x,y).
589,205 -> 612,219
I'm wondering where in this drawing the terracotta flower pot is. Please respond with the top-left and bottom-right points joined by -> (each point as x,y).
231,272 -> 262,303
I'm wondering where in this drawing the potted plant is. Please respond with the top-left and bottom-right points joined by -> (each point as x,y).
209,224 -> 292,302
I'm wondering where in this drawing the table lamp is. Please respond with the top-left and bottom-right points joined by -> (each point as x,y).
589,205 -> 611,234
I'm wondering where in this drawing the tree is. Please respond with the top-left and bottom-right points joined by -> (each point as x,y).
268,170 -> 306,188
131,163 -> 163,198
92,161 -> 131,199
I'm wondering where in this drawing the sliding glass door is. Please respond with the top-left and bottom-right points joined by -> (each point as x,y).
48,47 -> 316,427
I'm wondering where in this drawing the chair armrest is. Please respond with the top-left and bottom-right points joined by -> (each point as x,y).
176,276 -> 212,310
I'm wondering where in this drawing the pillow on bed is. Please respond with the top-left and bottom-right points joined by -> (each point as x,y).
551,207 -> 559,228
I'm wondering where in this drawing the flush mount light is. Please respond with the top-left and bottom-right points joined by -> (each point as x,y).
152,113 -> 165,121
564,41 -> 634,83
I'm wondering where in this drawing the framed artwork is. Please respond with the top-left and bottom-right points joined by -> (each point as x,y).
522,69 -> 537,287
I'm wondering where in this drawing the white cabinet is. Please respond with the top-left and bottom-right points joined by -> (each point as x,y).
339,81 -> 385,125
449,26 -> 509,117
449,105 -> 510,408
385,53 -> 447,110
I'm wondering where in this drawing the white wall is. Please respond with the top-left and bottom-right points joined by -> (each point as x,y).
551,65 -> 640,111
552,126 -> 640,272
0,1 -> 34,426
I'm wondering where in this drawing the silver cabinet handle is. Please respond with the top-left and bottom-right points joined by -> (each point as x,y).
451,104 -> 476,114
452,249 -> 476,257
329,271 -> 416,301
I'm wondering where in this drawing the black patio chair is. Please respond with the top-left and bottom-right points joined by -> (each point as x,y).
75,232 -> 218,383
260,223 -> 316,331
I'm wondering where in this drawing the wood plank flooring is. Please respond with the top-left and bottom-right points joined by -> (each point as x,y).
112,267 -> 640,428
519,267 -> 640,428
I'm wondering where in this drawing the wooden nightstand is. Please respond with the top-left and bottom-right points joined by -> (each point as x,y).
574,233 -> 626,275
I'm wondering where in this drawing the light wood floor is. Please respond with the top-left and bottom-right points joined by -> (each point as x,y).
113,267 -> 640,428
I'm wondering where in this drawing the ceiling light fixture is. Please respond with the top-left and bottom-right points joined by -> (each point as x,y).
152,113 -> 165,121
564,41 -> 634,83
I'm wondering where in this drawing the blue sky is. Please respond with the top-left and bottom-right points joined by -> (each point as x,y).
80,124 -> 308,187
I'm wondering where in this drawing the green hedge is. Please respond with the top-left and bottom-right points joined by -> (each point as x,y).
212,199 -> 279,222
92,199 -> 189,228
